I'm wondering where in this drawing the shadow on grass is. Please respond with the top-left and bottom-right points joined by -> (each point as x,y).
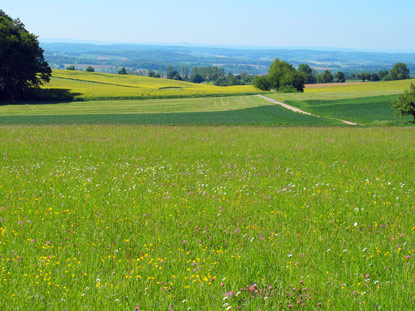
0,105 -> 342,126
0,89 -> 82,105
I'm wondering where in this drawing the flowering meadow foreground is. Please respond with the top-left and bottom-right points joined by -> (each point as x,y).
0,125 -> 414,310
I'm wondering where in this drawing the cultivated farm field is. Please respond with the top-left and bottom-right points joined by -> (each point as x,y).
1,72 -> 412,126
1,126 -> 415,310
35,70 -> 261,100
0,95 -> 339,126
270,79 -> 415,126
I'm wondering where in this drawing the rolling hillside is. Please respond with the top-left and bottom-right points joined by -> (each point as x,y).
36,70 -> 261,100
269,79 -> 415,125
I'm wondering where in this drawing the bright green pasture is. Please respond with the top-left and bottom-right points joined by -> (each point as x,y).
0,106 -> 339,126
0,96 -> 340,126
1,126 -> 415,310
284,95 -> 414,125
267,79 -> 415,126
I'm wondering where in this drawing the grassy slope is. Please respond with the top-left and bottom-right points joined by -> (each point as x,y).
0,104 -> 340,126
0,94 -> 341,126
0,96 -> 268,116
304,79 -> 415,95
268,79 -> 415,125
37,70 -> 261,100
2,76 -> 414,126
1,126 -> 415,310
272,79 -> 415,102
285,95 -> 414,125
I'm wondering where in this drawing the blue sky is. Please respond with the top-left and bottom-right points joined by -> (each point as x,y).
2,0 -> 415,51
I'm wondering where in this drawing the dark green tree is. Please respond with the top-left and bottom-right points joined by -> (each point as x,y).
268,58 -> 305,92
226,73 -> 241,86
253,75 -> 271,91
378,70 -> 389,80
253,59 -> 304,92
0,10 -> 51,100
390,63 -> 410,80
298,64 -> 316,84
357,73 -> 368,82
392,83 -> 415,121
166,66 -> 175,79
320,70 -> 334,83
173,73 -> 183,80
167,70 -> 179,80
66,65 -> 75,70
279,71 -> 305,92
268,58 -> 293,89
118,67 -> 127,75
368,73 -> 380,81
86,66 -> 95,72
336,72 -> 346,83
214,77 -> 230,86
189,74 -> 204,83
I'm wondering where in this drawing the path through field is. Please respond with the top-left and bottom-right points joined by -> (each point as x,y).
257,94 -> 359,125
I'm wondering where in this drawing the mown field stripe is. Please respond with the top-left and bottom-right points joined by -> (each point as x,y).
53,76 -> 144,89
0,105 -> 341,126
257,95 -> 360,125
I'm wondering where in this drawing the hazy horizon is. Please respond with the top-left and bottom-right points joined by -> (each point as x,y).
39,38 -> 415,54
3,0 -> 415,52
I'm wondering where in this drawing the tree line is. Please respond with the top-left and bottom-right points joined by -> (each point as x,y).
297,62 -> 411,85
253,59 -> 412,93
151,66 -> 255,86
66,64 -> 256,86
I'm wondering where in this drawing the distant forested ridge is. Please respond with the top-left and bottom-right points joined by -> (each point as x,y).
42,42 -> 415,76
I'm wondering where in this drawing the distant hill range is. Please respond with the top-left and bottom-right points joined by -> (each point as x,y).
41,42 -> 415,75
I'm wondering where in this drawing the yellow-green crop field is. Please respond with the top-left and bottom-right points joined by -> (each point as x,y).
305,79 -> 415,95
0,96 -> 269,116
1,126 -> 415,310
273,79 -> 415,102
38,70 -> 261,100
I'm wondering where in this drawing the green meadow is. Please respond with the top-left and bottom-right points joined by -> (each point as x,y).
283,95 -> 412,125
0,95 -> 339,126
1,126 -> 415,310
1,72 -> 415,310
269,79 -> 415,126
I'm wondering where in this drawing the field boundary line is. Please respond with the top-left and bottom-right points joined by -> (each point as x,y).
256,95 -> 360,126
53,76 -> 143,89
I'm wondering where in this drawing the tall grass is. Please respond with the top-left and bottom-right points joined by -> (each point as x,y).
1,125 -> 415,310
